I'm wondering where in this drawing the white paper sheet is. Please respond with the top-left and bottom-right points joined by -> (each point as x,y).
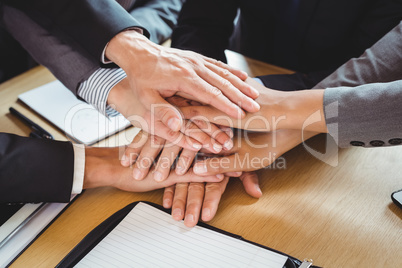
76,203 -> 287,268
0,196 -> 76,268
0,203 -> 43,244
18,80 -> 131,145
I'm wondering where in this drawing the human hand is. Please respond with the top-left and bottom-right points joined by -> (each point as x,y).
192,130 -> 318,176
119,94 -> 235,181
162,172 -> 262,227
110,80 -> 234,152
105,30 -> 261,127
179,78 -> 327,133
121,128 -> 232,181
83,146 -> 225,192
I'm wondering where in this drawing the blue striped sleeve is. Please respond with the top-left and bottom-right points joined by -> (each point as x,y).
77,68 -> 127,116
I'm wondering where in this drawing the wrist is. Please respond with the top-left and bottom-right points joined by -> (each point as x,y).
105,30 -> 155,72
83,147 -> 114,189
272,129 -> 319,157
107,78 -> 138,117
281,90 -> 327,132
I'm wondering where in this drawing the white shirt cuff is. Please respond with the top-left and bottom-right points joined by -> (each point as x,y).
72,143 -> 85,194
101,27 -> 144,64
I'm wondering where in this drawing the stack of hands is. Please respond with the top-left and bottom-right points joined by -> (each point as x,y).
84,31 -> 328,227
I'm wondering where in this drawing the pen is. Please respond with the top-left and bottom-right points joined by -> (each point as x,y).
9,107 -> 54,140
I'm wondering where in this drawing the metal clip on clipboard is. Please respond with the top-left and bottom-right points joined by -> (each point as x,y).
299,259 -> 314,268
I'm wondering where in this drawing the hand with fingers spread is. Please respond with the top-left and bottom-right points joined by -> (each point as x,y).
83,146 -> 225,193
105,30 -> 260,138
162,171 -> 262,227
179,77 -> 328,133
121,128 -> 233,182
120,94 -> 235,181
109,78 -> 227,151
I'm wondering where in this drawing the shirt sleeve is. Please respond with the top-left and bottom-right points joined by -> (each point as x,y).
71,143 -> 85,194
77,68 -> 127,116
253,77 -> 264,85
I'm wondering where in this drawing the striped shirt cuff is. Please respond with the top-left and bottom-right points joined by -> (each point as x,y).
78,68 -> 127,116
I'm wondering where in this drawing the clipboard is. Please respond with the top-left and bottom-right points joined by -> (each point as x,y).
57,201 -> 319,268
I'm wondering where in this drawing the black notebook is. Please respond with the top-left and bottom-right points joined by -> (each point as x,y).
58,202 -> 317,268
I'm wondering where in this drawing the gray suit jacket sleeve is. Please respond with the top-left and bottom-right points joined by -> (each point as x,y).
314,21 -> 402,148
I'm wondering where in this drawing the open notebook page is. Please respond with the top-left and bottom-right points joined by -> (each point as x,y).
18,80 -> 132,145
76,202 -> 287,268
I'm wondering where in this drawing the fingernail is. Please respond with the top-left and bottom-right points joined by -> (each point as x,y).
153,171 -> 163,182
251,87 -> 259,97
234,172 -> 242,176
216,174 -> 224,180
133,168 -> 142,180
186,214 -> 194,222
121,155 -> 129,166
252,100 -> 260,111
173,208 -> 182,218
213,143 -> 222,153
223,139 -> 233,150
255,185 -> 262,195
163,199 -> 171,208
194,163 -> 207,174
192,142 -> 202,150
203,208 -> 211,218
167,118 -> 181,131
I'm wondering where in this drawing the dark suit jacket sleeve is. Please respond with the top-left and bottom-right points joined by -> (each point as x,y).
130,0 -> 183,44
5,0 -> 150,62
0,0 -> 182,96
0,5 -> 98,95
171,0 -> 238,62
172,0 -> 343,88
0,133 -> 74,203
257,70 -> 334,91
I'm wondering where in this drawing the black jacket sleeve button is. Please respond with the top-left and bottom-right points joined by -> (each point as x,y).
350,141 -> 365,147
370,140 -> 385,147
388,138 -> 402,145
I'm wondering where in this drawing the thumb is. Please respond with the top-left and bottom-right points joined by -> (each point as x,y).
146,91 -> 183,132
239,171 -> 262,198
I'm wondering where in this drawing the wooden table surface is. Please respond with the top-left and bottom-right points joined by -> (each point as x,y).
1,50 -> 401,268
